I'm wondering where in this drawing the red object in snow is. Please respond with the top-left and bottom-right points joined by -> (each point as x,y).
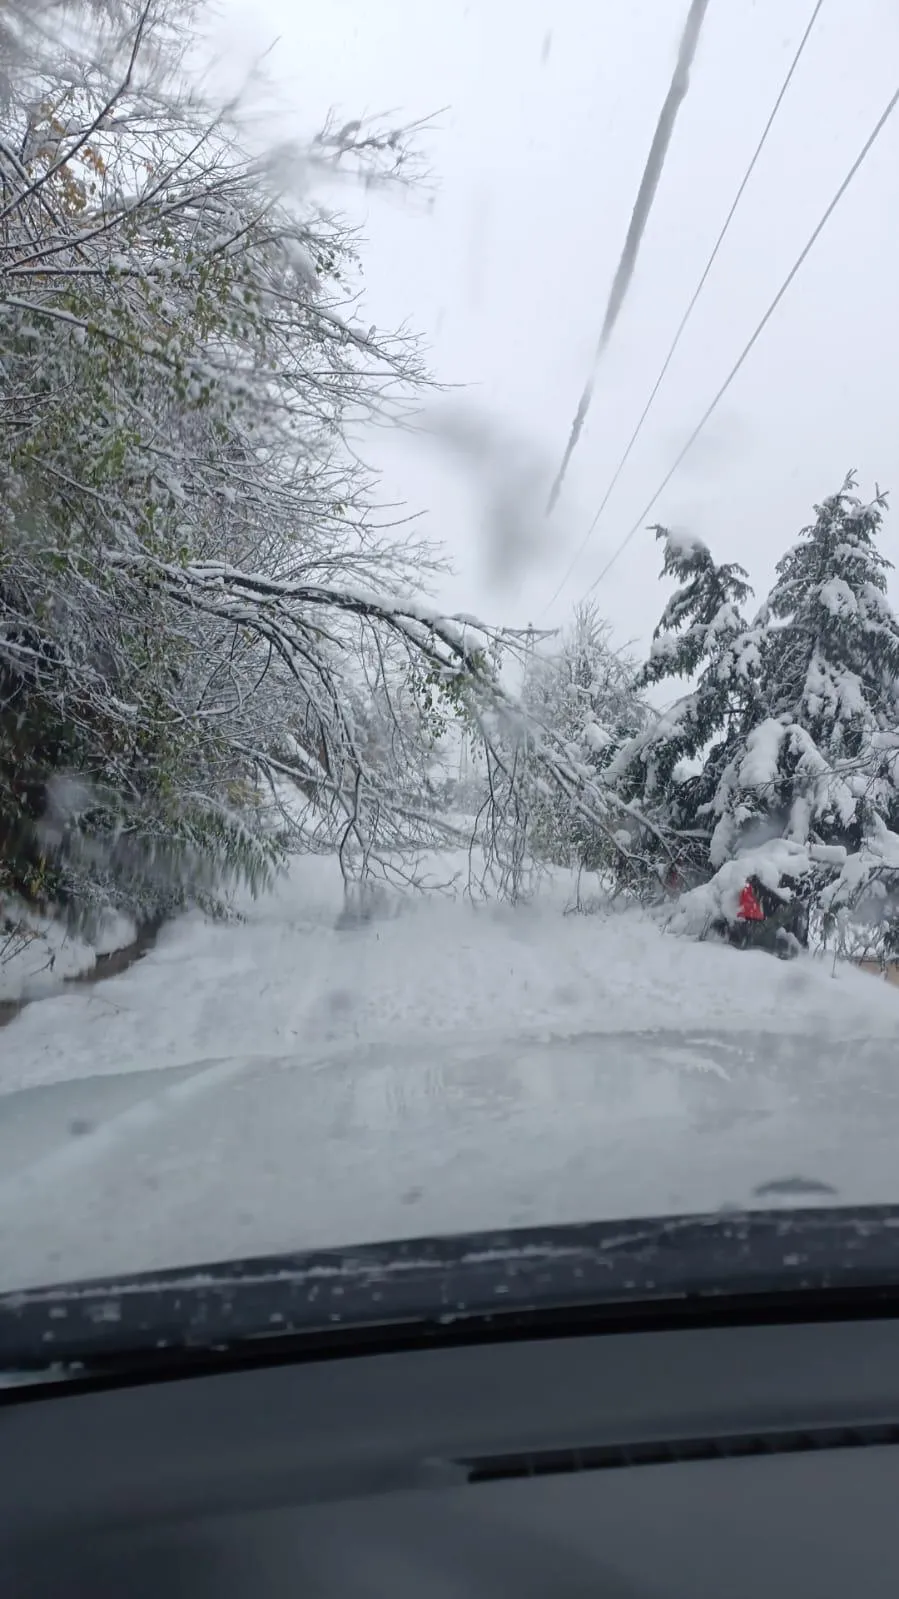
737,882 -> 765,922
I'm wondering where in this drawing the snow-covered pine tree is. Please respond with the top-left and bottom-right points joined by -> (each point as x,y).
696,474 -> 899,954
709,474 -> 899,865
607,526 -> 760,888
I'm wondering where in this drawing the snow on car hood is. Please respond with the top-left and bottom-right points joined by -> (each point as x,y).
2,1026 -> 899,1295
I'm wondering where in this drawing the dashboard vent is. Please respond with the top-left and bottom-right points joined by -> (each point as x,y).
463,1420 -> 899,1483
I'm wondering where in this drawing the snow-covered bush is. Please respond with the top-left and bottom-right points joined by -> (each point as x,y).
523,603 -> 648,879
665,837 -> 814,939
818,824 -> 899,961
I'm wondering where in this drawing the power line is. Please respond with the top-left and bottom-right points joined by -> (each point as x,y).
541,0 -> 825,618
580,73 -> 899,602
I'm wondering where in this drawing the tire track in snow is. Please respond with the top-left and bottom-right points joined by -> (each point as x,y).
0,1054 -> 274,1215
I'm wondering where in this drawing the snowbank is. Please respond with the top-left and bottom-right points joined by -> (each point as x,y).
1,903 -> 138,1004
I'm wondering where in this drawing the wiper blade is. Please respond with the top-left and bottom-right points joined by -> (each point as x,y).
3,1204 -> 899,1384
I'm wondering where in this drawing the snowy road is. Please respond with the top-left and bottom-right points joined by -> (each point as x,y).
2,856 -> 899,1293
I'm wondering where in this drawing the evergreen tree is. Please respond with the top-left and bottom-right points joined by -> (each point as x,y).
607,527 -> 760,885
710,474 -> 899,866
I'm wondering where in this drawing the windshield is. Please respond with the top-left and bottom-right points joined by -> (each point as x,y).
2,0 -> 899,1309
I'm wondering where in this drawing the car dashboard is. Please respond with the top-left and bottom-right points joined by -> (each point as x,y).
4,1313 -> 899,1596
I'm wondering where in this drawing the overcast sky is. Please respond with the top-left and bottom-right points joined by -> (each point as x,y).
214,0 -> 899,654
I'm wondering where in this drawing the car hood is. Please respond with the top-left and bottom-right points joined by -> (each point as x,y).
2,1026 -> 899,1294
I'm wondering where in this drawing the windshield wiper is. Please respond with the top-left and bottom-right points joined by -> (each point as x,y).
3,1204 -> 899,1391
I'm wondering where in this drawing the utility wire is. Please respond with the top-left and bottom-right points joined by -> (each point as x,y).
541,0 -> 825,618
580,74 -> 899,602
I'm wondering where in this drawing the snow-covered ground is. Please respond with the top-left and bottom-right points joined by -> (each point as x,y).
0,902 -> 138,1001
1,854 -> 898,1294
5,855 -> 896,1088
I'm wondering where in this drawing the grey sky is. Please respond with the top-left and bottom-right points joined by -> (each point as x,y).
216,0 -> 899,654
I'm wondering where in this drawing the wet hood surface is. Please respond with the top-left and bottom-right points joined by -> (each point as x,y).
2,1027 -> 899,1294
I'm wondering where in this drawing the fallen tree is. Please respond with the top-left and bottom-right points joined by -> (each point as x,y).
1,0 -> 668,934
